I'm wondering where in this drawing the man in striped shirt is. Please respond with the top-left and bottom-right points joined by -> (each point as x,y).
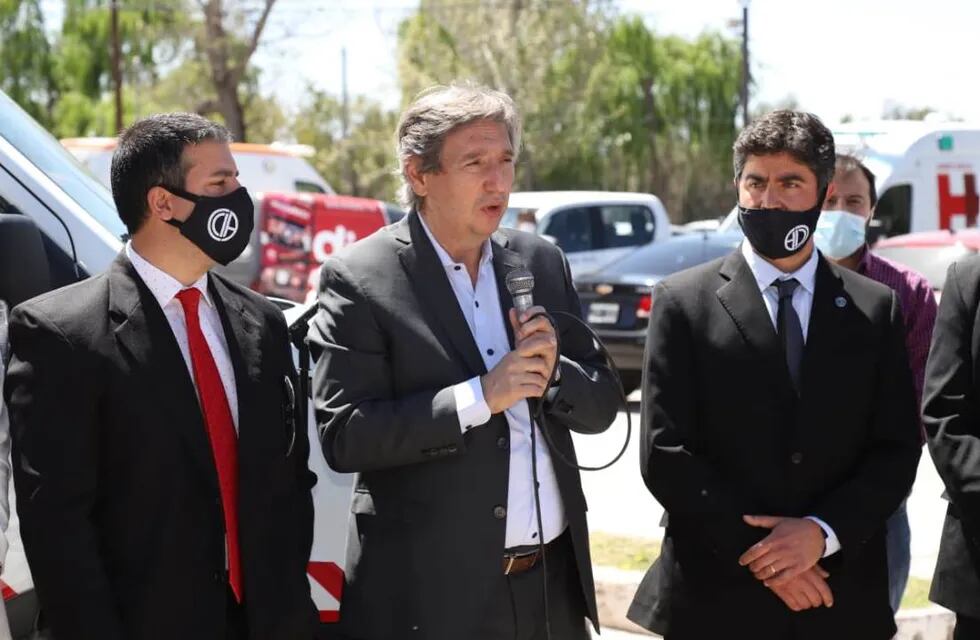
816,153 -> 938,612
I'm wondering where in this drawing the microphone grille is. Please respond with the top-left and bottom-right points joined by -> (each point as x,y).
505,268 -> 535,297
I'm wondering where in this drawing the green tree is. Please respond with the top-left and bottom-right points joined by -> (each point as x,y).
397,0 -> 611,190
0,0 -> 55,125
293,88 -> 400,201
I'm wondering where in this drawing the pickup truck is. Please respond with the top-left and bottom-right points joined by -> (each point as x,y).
0,89 -> 352,637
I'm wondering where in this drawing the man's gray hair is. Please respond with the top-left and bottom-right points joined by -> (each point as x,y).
396,84 -> 522,211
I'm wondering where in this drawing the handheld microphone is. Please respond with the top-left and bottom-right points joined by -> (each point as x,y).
505,267 -> 535,315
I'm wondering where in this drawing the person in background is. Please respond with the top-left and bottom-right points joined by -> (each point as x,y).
815,153 -> 938,612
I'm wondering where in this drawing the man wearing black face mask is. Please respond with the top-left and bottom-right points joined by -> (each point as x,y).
627,110 -> 921,640
4,113 -> 317,639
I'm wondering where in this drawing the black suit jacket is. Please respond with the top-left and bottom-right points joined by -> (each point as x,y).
4,254 -> 318,639
922,256 -> 980,618
627,249 -> 920,640
308,212 -> 620,640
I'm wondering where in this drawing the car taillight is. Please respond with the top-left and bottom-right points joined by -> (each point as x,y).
636,293 -> 652,319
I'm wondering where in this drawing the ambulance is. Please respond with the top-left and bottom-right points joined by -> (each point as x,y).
0,90 -> 351,636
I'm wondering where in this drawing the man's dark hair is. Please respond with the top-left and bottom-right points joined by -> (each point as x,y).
835,153 -> 878,208
733,110 -> 836,196
110,113 -> 232,235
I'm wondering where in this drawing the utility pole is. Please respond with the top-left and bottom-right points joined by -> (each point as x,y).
740,0 -> 750,127
110,0 -> 124,133
341,47 -> 356,196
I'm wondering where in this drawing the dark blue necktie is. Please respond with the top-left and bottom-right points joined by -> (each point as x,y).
774,278 -> 803,392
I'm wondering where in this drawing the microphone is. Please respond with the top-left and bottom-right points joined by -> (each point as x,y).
505,268 -> 535,315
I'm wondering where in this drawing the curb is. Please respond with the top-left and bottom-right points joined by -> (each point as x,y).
593,566 -> 955,639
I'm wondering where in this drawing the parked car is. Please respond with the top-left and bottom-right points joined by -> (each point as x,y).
575,231 -> 744,394
873,229 -> 980,292
501,191 -> 672,279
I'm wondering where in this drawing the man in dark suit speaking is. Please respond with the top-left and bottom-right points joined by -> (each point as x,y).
4,114 -> 317,639
627,110 -> 921,640
309,85 -> 620,640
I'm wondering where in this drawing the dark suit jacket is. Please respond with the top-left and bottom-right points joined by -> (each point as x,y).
922,256 -> 980,618
4,253 -> 318,640
308,212 -> 620,640
627,249 -> 921,640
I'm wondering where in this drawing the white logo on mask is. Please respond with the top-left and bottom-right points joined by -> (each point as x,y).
784,225 -> 810,252
207,208 -> 239,242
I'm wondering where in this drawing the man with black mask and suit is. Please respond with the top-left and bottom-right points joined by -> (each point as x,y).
4,113 -> 317,639
309,84 -> 620,640
627,110 -> 921,640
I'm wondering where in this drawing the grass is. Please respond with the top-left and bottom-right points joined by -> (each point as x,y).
589,532 -> 934,611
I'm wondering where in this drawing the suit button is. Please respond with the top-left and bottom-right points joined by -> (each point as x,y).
213,571 -> 223,583
493,505 -> 507,519
497,437 -> 508,450
791,452 -> 803,465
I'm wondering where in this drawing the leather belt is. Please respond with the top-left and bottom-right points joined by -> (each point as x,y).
502,548 -> 540,576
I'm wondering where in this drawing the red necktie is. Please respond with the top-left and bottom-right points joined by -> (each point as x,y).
175,288 -> 243,602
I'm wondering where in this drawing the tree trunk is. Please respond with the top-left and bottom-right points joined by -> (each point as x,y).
199,0 -> 276,141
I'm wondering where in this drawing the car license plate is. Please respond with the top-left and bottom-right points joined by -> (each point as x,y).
588,302 -> 620,324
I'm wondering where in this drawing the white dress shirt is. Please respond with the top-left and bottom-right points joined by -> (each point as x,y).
740,241 -> 841,557
126,243 -> 239,432
418,215 -> 566,548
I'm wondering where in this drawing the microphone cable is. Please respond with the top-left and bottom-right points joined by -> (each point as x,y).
521,308 -> 634,640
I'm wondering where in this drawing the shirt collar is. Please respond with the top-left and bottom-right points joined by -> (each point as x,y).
125,242 -> 212,310
741,240 -> 819,295
417,212 -> 494,270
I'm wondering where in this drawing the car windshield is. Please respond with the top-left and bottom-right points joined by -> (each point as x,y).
0,91 -> 125,239
873,244 -> 975,290
604,233 -> 743,277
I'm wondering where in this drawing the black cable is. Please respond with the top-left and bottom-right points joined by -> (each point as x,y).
523,308 -> 633,640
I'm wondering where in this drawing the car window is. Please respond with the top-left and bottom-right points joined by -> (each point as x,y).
597,205 -> 654,248
541,207 -> 594,253
875,184 -> 912,237
0,92 -> 125,239
294,180 -> 326,194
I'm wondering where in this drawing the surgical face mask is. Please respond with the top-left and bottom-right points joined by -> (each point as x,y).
737,201 -> 822,260
814,209 -> 867,259
164,186 -> 254,266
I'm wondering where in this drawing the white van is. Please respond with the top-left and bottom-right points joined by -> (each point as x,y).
0,92 -> 351,637
62,137 -> 335,195
718,120 -> 980,239
502,191 -> 671,279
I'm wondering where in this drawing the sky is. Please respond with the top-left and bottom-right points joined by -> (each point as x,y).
248,0 -> 980,127
36,0 -> 980,126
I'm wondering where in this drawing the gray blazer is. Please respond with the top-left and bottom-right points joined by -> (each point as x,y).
309,211 -> 620,640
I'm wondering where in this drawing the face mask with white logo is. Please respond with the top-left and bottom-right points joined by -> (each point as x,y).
737,201 -> 822,260
813,209 -> 868,259
164,186 -> 254,265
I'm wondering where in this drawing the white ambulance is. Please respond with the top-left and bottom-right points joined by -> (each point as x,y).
0,91 -> 351,636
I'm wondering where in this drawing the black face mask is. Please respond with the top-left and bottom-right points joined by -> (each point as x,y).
737,194 -> 825,260
164,186 -> 254,266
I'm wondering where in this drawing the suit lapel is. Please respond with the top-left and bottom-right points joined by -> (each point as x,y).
799,257 -> 847,397
107,253 -> 218,490
396,212 -> 487,378
715,250 -> 797,401
490,232 -> 525,350
208,275 -> 263,449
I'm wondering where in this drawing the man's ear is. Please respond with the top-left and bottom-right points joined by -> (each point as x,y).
147,186 -> 176,222
405,157 -> 428,199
